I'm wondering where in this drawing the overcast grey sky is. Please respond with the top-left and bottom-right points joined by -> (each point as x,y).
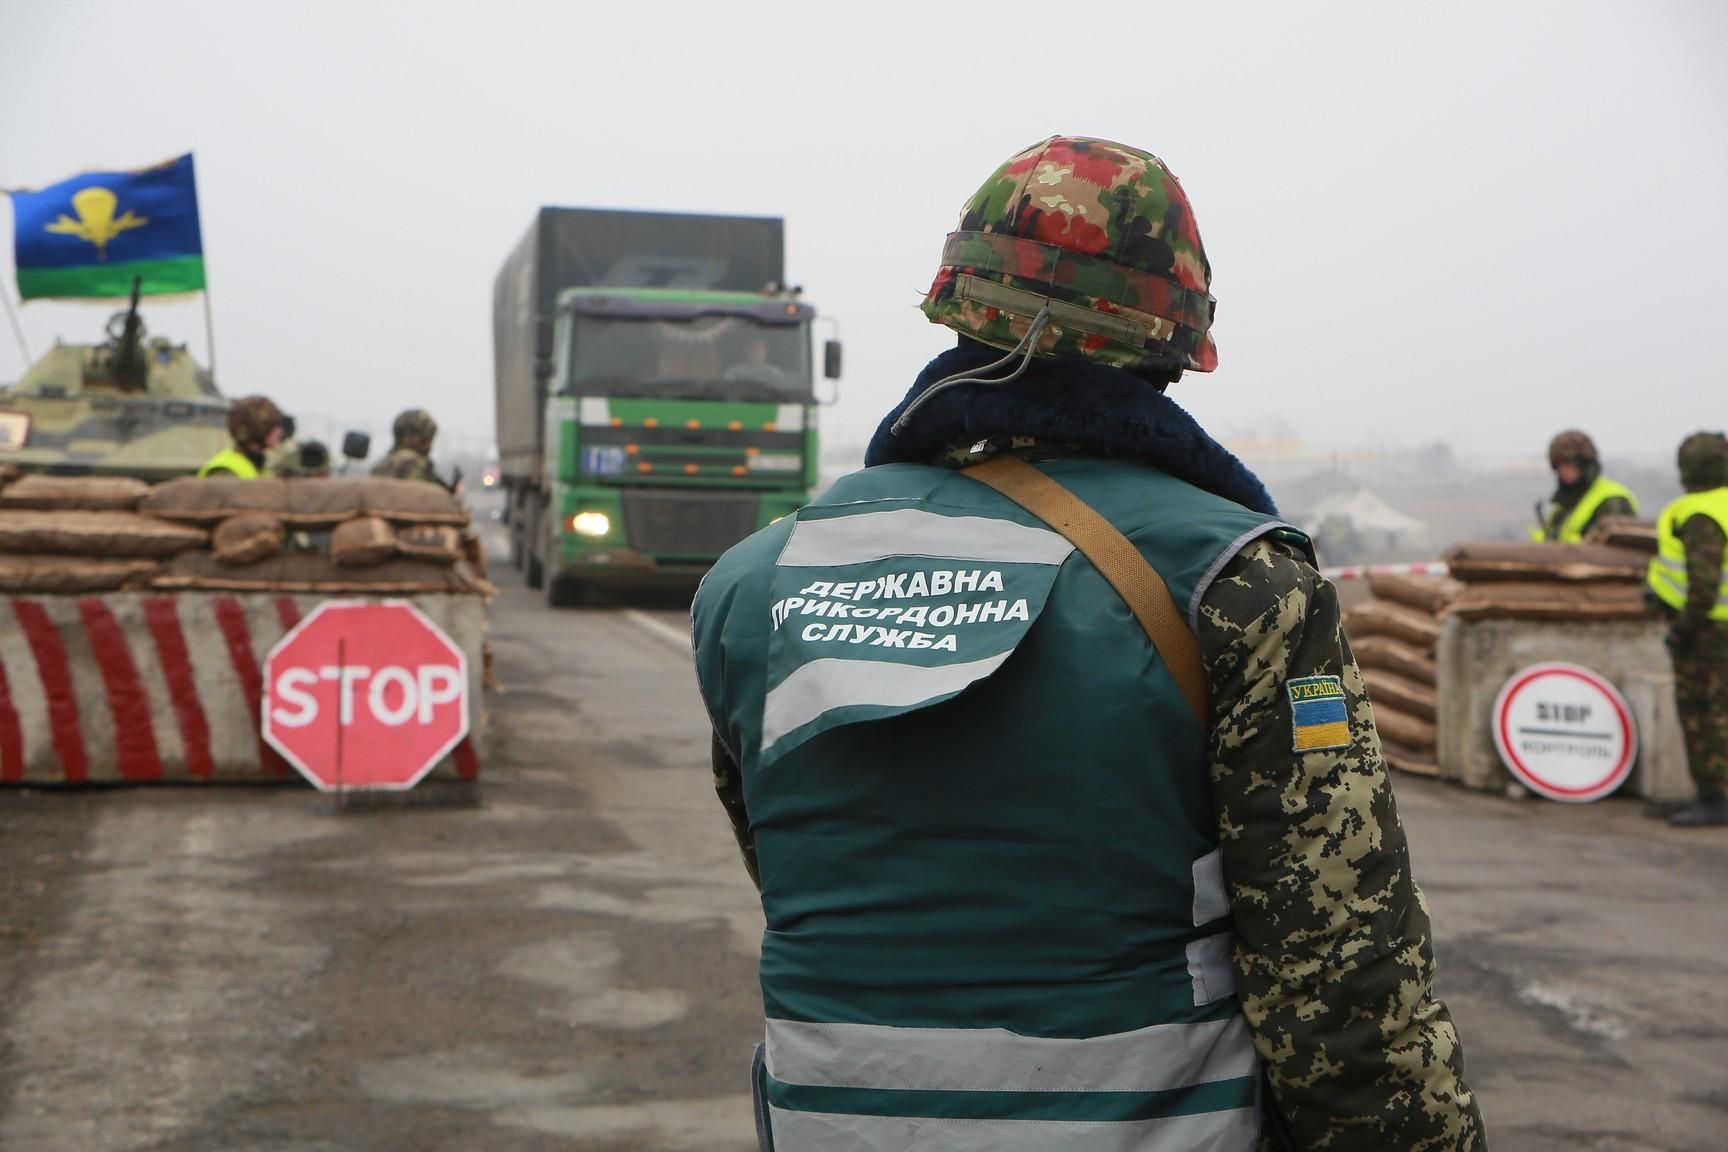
2,0 -> 1723,465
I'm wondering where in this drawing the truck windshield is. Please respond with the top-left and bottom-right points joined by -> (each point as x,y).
568,315 -> 812,402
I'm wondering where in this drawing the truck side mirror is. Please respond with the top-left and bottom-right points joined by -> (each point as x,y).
823,339 -> 843,380
342,431 -> 371,461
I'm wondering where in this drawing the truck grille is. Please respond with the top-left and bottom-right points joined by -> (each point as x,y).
621,489 -> 762,558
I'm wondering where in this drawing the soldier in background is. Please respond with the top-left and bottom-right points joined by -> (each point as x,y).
199,395 -> 287,479
371,408 -> 443,486
693,136 -> 1484,1149
1647,432 -> 1728,827
1534,430 -> 1638,542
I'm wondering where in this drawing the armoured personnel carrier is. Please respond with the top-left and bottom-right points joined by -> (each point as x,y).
0,283 -> 228,480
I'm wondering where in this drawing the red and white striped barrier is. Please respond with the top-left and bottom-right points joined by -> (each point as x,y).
0,593 -> 485,786
1321,562 -> 1451,581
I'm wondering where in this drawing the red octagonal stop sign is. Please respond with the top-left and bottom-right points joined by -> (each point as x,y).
264,600 -> 470,791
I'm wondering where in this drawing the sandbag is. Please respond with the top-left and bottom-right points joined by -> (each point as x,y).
396,523 -> 463,564
1372,703 -> 1436,752
0,554 -> 159,593
1586,516 -> 1659,555
0,509 -> 207,558
141,476 -> 468,527
1344,601 -> 1442,651
1367,572 -> 1462,615
0,474 -> 148,511
151,550 -> 493,595
0,462 -> 20,489
1442,540 -> 1649,583
1384,747 -> 1441,778
1363,667 -> 1437,723
331,517 -> 399,567
211,514 -> 285,566
1446,580 -> 1655,622
1352,635 -> 1437,687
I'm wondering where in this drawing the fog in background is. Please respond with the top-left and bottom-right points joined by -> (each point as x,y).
3,0 -> 1725,507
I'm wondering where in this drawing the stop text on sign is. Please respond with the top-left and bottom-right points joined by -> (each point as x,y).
270,664 -> 463,728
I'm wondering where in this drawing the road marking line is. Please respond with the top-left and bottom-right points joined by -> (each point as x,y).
624,610 -> 692,655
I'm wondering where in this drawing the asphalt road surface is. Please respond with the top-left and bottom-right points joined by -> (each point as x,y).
2,543 -> 1726,1150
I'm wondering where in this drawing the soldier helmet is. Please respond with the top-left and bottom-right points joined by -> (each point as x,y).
392,408 -> 438,446
1678,431 -> 1728,490
228,395 -> 286,445
920,136 -> 1216,377
1548,430 -> 1599,469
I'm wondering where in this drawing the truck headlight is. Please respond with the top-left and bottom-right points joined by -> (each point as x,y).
570,511 -> 611,537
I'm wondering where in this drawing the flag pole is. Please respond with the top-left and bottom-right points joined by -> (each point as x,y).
2,282 -> 30,367
201,286 -> 217,383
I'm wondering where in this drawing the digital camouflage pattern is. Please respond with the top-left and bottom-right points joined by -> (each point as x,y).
228,395 -> 285,445
369,446 -> 441,485
1547,429 -> 1599,468
922,137 -> 1218,375
1200,536 -> 1485,1151
1678,431 -> 1728,490
1671,513 -> 1728,793
392,407 -> 438,450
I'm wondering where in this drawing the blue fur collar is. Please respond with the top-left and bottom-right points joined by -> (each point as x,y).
864,343 -> 1279,516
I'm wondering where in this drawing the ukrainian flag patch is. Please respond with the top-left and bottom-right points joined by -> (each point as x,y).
1288,675 -> 1351,752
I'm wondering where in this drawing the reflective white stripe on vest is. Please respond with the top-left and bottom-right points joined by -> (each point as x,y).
762,651 -> 1013,752
778,507 -> 1075,568
1191,847 -> 1228,926
765,1012 -> 1258,1093
1187,931 -> 1237,1005
768,1103 -> 1260,1152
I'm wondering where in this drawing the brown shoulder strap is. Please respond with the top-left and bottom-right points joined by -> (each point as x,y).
963,454 -> 1209,726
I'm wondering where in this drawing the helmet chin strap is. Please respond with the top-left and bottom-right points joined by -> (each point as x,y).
890,306 -> 1052,437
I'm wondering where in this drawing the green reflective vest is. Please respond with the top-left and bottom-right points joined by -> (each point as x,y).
692,457 -> 1312,1150
1536,476 -> 1639,543
1648,487 -> 1728,620
197,448 -> 261,479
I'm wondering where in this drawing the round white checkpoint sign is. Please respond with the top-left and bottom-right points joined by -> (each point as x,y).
1491,662 -> 1637,802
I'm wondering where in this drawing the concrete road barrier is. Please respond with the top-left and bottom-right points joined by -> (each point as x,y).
0,592 -> 486,786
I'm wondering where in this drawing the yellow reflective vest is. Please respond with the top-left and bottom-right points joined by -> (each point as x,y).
1647,487 -> 1728,621
1533,476 -> 1639,543
197,448 -> 261,479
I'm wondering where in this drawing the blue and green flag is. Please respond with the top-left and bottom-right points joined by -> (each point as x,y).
9,154 -> 205,300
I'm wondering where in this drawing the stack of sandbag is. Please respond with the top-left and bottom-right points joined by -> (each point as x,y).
1345,571 -> 1460,778
141,477 -> 493,595
0,475 -> 492,596
0,475 -> 197,593
1440,541 -> 1653,623
1586,515 -> 1658,555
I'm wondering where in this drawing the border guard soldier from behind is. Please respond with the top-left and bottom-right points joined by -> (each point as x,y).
199,395 -> 287,479
1534,430 -> 1638,542
1648,431 -> 1728,828
692,136 -> 1485,1151
372,408 -> 443,485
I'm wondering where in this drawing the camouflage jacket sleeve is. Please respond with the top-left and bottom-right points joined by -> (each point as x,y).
1679,513 -> 1727,628
1198,537 -> 1486,1151
711,734 -> 761,890
370,449 -> 442,485
1584,494 -> 1637,537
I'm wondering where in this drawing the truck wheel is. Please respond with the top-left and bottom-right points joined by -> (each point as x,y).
524,501 -> 545,589
545,575 -> 584,609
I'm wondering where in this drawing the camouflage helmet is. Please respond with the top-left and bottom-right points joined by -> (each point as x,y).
392,408 -> 437,446
1548,429 -> 1599,469
228,395 -> 285,445
921,136 -> 1216,376
1678,431 -> 1728,490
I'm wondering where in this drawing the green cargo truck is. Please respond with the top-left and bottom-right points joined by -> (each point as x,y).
494,208 -> 839,606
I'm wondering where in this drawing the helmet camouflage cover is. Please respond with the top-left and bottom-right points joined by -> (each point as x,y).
921,136 -> 1217,375
228,395 -> 285,444
393,408 -> 438,445
1548,430 -> 1599,469
1678,431 -> 1728,490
